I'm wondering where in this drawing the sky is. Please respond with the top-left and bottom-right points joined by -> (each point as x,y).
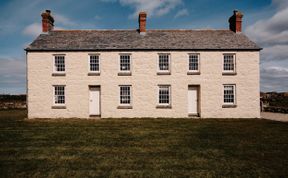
0,0 -> 287,94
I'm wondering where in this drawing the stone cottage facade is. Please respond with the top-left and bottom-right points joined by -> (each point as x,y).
25,10 -> 261,119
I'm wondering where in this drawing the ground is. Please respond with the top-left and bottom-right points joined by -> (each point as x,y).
261,112 -> 288,122
0,110 -> 288,177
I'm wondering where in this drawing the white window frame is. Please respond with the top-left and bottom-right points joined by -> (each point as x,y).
158,85 -> 171,106
223,54 -> 236,74
188,53 -> 200,73
53,55 -> 65,74
223,84 -> 236,105
119,54 -> 132,75
53,85 -> 65,106
88,54 -> 100,74
119,85 -> 132,106
157,53 -> 171,74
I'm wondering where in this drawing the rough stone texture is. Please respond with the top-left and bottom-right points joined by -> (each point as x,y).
27,51 -> 260,119
25,30 -> 261,51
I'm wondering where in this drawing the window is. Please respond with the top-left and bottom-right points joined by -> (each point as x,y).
223,54 -> 236,73
89,55 -> 100,72
119,85 -> 131,105
188,54 -> 199,72
54,85 -> 65,105
158,54 -> 170,74
158,85 -> 170,105
120,55 -> 131,72
223,85 -> 236,105
54,55 -> 65,73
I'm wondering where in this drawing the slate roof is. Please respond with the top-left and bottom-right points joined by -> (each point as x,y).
25,29 -> 261,51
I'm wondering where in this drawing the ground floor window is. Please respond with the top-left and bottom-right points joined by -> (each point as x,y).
54,85 -> 65,105
223,84 -> 235,104
158,85 -> 171,105
119,85 -> 131,105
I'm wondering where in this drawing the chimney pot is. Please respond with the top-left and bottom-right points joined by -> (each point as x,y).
229,10 -> 243,33
138,11 -> 147,35
41,9 -> 54,33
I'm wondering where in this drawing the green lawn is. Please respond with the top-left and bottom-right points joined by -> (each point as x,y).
0,110 -> 288,177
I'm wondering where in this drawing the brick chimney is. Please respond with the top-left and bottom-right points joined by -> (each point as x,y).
41,10 -> 54,33
138,11 -> 147,35
229,10 -> 243,33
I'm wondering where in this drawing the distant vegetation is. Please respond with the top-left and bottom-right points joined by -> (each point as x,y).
0,94 -> 26,110
261,92 -> 288,113
0,94 -> 26,101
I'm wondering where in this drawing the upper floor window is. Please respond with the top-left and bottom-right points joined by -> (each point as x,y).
223,84 -> 236,105
188,54 -> 200,74
158,54 -> 170,74
54,85 -> 65,105
223,54 -> 236,74
119,54 -> 131,72
54,55 -> 65,73
88,55 -> 100,75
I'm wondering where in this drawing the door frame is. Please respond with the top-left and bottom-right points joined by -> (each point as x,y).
188,85 -> 200,117
89,85 -> 101,117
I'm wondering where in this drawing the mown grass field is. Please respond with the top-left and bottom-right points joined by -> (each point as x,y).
0,110 -> 288,177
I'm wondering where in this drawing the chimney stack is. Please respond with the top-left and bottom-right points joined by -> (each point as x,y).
229,10 -> 243,33
41,10 -> 54,33
138,11 -> 147,35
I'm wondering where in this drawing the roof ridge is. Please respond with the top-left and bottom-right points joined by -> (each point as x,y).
51,29 -> 231,32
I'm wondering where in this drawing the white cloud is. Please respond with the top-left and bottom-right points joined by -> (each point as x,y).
245,7 -> 288,46
54,13 -> 77,26
261,45 -> 288,61
119,0 -> 183,18
245,0 -> 288,92
94,15 -> 102,20
22,23 -> 42,37
0,56 -> 26,94
174,8 -> 188,18
261,66 -> 288,92
272,0 -> 288,10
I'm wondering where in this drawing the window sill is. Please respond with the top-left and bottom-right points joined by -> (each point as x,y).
222,104 -> 237,108
117,105 -> 133,109
156,105 -> 172,109
157,71 -> 171,75
187,71 -> 200,75
188,113 -> 200,117
118,72 -> 132,76
51,105 -> 66,109
52,73 -> 66,76
222,72 -> 237,76
88,72 -> 100,76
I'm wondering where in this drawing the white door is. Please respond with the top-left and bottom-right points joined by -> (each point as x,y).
188,86 -> 198,114
89,87 -> 100,115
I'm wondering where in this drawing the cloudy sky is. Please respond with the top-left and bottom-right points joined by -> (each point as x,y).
0,0 -> 287,94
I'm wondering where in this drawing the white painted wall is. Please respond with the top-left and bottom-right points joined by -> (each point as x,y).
27,51 -> 260,118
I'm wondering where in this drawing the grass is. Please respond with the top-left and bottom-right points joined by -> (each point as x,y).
0,110 -> 288,177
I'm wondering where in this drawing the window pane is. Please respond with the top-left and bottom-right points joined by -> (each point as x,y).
159,85 -> 170,104
224,85 -> 235,104
90,55 -> 99,71
55,56 -> 65,72
54,86 -> 65,104
189,54 -> 199,71
120,55 -> 130,71
159,55 -> 169,71
223,55 -> 234,71
120,86 -> 131,104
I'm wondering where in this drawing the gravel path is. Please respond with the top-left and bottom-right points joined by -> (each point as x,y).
261,112 -> 288,122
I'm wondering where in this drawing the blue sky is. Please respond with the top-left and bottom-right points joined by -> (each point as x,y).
0,0 -> 287,94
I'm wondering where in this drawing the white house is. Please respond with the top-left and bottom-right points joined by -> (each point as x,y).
25,10 -> 261,119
